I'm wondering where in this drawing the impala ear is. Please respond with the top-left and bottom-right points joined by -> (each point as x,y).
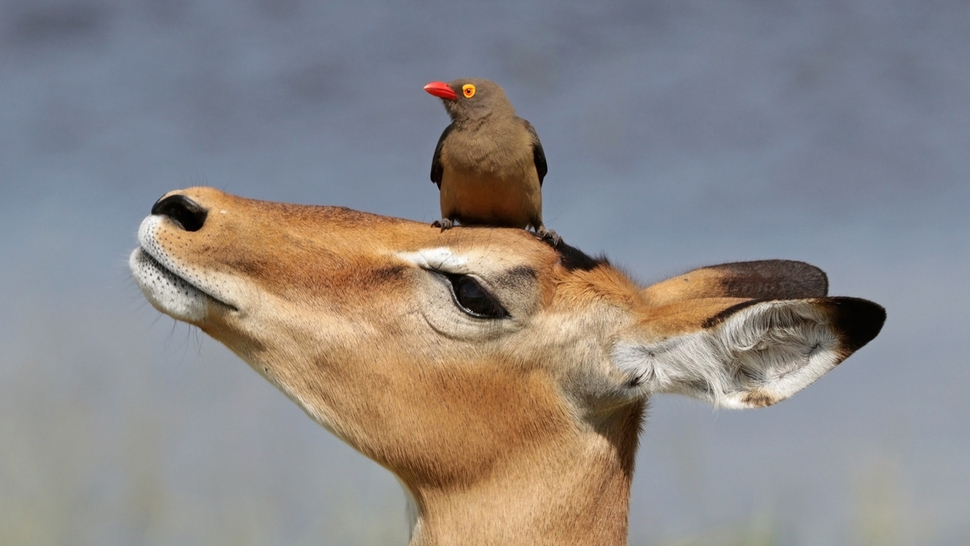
611,297 -> 885,408
642,260 -> 828,307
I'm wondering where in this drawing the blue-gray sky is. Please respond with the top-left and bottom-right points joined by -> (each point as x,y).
1,1 -> 967,544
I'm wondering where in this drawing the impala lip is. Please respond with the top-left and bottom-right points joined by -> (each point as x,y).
131,215 -> 240,315
135,246 -> 239,312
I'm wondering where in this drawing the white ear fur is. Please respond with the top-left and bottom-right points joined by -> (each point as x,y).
611,300 -> 843,408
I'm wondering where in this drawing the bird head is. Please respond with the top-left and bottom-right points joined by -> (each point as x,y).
423,78 -> 515,122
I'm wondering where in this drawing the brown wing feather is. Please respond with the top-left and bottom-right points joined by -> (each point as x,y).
430,123 -> 455,189
522,119 -> 547,186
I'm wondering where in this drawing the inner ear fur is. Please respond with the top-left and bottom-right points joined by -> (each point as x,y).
612,295 -> 885,409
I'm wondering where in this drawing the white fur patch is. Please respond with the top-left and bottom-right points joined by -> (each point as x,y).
397,247 -> 470,273
130,215 -> 235,321
612,301 -> 842,409
130,216 -> 207,321
129,247 -> 207,322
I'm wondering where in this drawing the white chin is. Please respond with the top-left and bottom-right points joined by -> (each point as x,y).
129,248 -> 207,323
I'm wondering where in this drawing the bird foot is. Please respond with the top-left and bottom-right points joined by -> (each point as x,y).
431,218 -> 455,232
535,227 -> 562,248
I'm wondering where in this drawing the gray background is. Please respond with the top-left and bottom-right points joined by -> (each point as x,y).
1,0 -> 967,544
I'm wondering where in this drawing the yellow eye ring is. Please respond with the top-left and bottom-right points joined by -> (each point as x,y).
461,84 -> 476,98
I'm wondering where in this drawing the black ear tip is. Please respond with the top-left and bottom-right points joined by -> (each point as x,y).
829,297 -> 886,352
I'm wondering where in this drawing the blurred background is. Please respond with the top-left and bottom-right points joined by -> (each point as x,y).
1,0 -> 967,544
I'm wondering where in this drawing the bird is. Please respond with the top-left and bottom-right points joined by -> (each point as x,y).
424,78 -> 559,245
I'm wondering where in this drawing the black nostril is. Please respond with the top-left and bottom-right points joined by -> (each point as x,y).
151,194 -> 208,232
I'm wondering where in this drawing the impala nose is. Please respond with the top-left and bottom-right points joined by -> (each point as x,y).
151,194 -> 208,232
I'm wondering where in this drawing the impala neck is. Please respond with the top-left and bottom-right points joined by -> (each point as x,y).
406,403 -> 643,546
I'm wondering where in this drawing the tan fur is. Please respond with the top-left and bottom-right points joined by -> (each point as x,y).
131,188 -> 883,545
641,268 -> 739,307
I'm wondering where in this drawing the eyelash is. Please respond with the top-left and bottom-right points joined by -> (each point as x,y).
439,272 -> 507,319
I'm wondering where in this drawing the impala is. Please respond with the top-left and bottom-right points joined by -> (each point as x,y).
130,187 -> 885,545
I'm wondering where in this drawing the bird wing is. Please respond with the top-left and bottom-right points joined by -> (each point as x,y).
430,123 -> 455,189
523,120 -> 547,186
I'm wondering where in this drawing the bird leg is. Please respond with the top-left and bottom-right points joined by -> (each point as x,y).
535,226 -> 562,248
431,218 -> 455,231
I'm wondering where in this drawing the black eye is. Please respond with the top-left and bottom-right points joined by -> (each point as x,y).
444,273 -> 507,319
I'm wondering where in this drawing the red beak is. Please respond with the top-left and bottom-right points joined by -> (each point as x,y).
424,81 -> 458,101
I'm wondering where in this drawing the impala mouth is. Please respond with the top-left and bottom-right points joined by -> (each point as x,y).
130,245 -> 238,321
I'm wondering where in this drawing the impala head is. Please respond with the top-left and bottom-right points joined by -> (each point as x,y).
130,187 -> 885,545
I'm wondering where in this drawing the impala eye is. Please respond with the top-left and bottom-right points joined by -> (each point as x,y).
444,273 -> 506,319
461,84 -> 476,98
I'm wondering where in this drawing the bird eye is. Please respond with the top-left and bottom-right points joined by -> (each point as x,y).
462,84 -> 476,98
443,273 -> 506,318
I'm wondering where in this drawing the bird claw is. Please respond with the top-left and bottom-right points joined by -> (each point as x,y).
536,227 -> 562,248
431,218 -> 455,232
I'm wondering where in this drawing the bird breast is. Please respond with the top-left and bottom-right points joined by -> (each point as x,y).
443,119 -> 535,178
